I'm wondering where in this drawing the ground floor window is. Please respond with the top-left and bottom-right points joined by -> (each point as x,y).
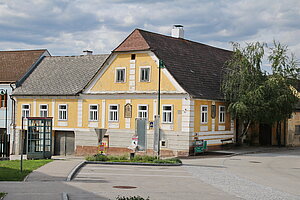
162,105 -> 173,123
109,104 -> 119,122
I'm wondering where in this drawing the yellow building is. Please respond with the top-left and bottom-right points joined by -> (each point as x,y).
12,26 -> 234,156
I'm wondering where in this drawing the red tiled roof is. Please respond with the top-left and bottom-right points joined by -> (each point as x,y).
0,49 -> 47,82
113,29 -> 150,52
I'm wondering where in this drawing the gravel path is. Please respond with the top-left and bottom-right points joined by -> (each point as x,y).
184,165 -> 299,200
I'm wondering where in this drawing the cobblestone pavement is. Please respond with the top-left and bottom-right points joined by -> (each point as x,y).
183,148 -> 300,200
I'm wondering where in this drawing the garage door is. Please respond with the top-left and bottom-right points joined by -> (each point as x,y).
54,131 -> 75,155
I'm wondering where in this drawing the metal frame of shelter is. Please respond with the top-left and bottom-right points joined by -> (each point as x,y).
26,117 -> 52,159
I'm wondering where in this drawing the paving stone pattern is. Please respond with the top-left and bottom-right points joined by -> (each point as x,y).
184,165 -> 299,200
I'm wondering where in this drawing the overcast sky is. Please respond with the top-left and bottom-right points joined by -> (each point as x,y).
0,0 -> 299,61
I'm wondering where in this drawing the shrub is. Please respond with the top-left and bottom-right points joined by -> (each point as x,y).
86,154 -> 108,161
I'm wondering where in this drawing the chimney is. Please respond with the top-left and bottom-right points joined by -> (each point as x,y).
171,25 -> 184,38
83,50 -> 93,55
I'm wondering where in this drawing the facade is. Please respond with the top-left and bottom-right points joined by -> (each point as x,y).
12,28 -> 235,157
0,49 -> 50,154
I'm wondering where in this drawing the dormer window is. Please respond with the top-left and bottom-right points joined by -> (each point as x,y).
115,68 -> 126,83
140,66 -> 150,82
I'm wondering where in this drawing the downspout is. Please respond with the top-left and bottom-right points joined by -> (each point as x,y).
10,83 -> 16,154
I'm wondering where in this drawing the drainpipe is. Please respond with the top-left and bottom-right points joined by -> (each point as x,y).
10,83 -> 16,154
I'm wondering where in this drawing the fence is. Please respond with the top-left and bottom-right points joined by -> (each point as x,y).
0,134 -> 10,158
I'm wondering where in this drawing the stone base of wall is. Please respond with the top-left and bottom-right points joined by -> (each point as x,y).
75,145 -> 189,157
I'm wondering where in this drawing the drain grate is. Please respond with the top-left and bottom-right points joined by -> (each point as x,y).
249,161 -> 261,163
113,186 -> 137,189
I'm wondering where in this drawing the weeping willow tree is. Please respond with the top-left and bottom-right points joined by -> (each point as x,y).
222,41 -> 299,145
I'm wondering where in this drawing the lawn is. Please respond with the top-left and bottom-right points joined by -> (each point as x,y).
0,160 -> 52,181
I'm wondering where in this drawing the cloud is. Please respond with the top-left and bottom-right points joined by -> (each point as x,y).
0,0 -> 299,60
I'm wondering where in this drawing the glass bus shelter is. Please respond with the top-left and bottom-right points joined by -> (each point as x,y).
27,117 -> 52,159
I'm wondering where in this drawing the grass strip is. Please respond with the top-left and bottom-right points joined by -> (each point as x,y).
0,159 -> 52,181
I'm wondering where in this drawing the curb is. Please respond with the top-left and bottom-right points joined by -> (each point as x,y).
85,161 -> 182,166
66,160 -> 182,181
66,161 -> 86,182
62,192 -> 69,200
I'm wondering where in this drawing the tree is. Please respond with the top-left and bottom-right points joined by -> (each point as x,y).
222,41 -> 299,145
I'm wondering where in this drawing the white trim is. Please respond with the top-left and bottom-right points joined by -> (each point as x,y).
88,104 -> 99,122
162,104 -> 173,124
101,100 -> 106,128
139,66 -> 151,82
21,104 -> 30,118
153,99 -> 157,118
39,104 -> 48,117
58,121 -> 68,126
108,104 -> 119,122
115,67 -> 126,83
125,99 -> 131,129
218,125 -> 225,131
81,93 -> 189,100
219,105 -> 225,124
200,105 -> 208,124
52,100 -> 55,126
33,99 -> 36,117
58,104 -> 68,121
137,104 -> 148,119
200,126 -> 208,131
77,99 -> 83,127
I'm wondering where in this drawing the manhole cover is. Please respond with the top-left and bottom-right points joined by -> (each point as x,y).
113,186 -> 137,189
249,161 -> 261,163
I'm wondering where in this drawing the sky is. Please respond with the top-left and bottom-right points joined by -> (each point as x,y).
0,0 -> 300,62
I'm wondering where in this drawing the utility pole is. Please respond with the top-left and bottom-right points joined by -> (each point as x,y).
157,60 -> 165,157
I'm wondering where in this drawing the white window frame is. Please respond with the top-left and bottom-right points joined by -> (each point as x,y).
109,104 -> 119,122
162,104 -> 173,123
137,104 -> 148,119
89,104 -> 99,121
201,105 -> 208,124
22,104 -> 30,118
115,67 -> 126,83
139,66 -> 151,82
58,104 -> 68,121
39,104 -> 48,117
219,105 -> 226,124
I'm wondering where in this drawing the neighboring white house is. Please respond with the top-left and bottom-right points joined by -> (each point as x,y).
0,49 -> 50,154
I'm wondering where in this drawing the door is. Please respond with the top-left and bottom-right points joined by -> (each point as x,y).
136,118 -> 147,151
54,131 -> 75,155
259,124 -> 272,145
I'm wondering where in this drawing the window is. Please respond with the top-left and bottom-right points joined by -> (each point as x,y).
219,106 -> 225,123
201,105 -> 208,124
138,105 -> 148,118
89,104 -> 98,121
162,105 -> 173,123
0,93 -> 7,108
58,104 -> 68,120
22,104 -> 30,118
295,125 -> 300,135
131,54 -> 136,60
140,67 -> 150,82
109,104 -> 119,122
40,104 -> 48,117
116,68 -> 125,83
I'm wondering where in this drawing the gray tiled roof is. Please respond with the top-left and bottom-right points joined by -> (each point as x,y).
13,54 -> 109,96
